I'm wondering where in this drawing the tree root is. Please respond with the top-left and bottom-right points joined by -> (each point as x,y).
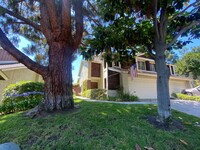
25,103 -> 45,119
25,104 -> 81,119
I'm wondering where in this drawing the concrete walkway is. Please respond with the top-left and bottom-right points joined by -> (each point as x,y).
171,100 -> 200,118
77,96 -> 200,118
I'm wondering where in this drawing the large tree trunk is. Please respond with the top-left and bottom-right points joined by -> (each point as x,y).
155,46 -> 171,121
43,42 -> 74,111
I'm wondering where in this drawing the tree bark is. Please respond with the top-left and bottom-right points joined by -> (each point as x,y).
43,42 -> 74,111
155,44 -> 171,121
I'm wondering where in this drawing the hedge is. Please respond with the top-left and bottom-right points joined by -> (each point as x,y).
173,93 -> 200,102
0,81 -> 44,114
82,89 -> 106,100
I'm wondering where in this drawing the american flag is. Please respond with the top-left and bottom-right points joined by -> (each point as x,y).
130,64 -> 137,80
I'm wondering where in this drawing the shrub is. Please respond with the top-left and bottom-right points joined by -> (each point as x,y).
81,88 -> 138,102
115,88 -> 138,101
118,92 -> 138,101
0,81 -> 44,114
107,93 -> 138,102
173,93 -> 200,102
82,89 -> 106,100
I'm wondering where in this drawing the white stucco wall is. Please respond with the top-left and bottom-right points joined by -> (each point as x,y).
0,68 -> 42,100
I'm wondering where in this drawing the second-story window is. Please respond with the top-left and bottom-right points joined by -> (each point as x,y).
167,65 -> 176,75
91,62 -> 101,77
171,65 -> 175,75
149,63 -> 156,72
138,61 -> 146,70
114,61 -> 119,67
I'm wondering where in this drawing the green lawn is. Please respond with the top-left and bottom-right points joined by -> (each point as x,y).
0,98 -> 200,150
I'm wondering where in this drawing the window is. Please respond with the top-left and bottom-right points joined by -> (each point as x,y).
91,62 -> 101,77
149,63 -> 156,72
171,66 -> 175,75
138,61 -> 146,70
104,78 -> 107,89
114,61 -> 119,67
91,82 -> 98,89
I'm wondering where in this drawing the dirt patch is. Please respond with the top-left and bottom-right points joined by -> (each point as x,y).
146,116 -> 185,131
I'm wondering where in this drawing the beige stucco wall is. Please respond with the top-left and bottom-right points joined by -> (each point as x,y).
122,72 -> 192,99
0,68 -> 42,100
79,61 -> 89,91
169,79 -> 192,94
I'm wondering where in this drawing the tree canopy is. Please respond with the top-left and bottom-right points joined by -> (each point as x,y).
176,46 -> 200,79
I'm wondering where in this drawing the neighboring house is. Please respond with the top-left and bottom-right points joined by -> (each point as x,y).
0,48 -> 42,100
78,54 -> 192,99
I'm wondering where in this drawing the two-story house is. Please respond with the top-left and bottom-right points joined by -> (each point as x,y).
78,54 -> 192,99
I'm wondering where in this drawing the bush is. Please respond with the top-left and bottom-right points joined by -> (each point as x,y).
0,81 -> 44,114
81,88 -> 138,102
173,93 -> 200,102
82,89 -> 106,100
107,93 -> 138,102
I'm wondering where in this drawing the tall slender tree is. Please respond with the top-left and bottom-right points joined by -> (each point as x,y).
0,0 -> 84,112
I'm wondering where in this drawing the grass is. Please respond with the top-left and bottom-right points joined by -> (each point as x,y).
0,98 -> 200,150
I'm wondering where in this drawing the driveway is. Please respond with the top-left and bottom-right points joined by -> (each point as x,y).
171,100 -> 200,118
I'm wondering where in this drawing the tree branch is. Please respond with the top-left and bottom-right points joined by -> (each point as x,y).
83,7 -> 101,26
169,0 -> 200,21
61,0 -> 71,36
164,21 -> 200,50
0,28 -> 48,77
152,0 -> 160,41
0,5 -> 41,31
39,0 -> 51,41
72,0 -> 84,51
45,0 -> 60,32
86,0 -> 98,15
159,3 -> 168,42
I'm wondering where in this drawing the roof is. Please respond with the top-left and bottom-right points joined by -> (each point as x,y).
0,63 -> 26,71
0,48 -> 17,62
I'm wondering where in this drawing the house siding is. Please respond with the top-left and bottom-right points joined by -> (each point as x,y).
0,68 -> 42,100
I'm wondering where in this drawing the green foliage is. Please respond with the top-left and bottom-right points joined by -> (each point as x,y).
193,80 -> 200,87
0,81 -> 44,114
82,80 -> 88,92
118,92 -> 138,102
176,46 -> 200,79
82,88 -> 138,102
81,0 -> 200,63
173,93 -> 200,102
82,89 -> 106,100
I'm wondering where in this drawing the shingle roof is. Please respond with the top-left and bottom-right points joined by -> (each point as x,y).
0,48 -> 17,61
